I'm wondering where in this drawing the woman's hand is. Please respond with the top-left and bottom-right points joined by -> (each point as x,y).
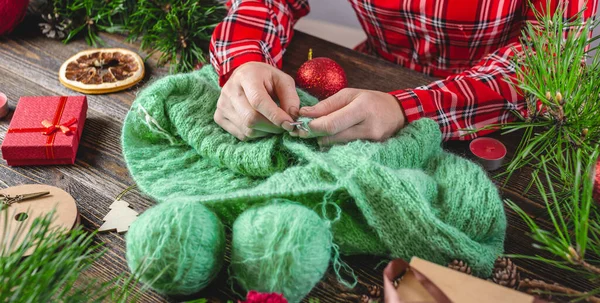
293,88 -> 406,146
214,62 -> 300,141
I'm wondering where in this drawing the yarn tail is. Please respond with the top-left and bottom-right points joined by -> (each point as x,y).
331,242 -> 358,289
320,191 -> 358,289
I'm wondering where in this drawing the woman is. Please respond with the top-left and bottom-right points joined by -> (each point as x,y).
209,0 -> 597,146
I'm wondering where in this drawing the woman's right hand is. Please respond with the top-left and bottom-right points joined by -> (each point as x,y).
214,62 -> 300,141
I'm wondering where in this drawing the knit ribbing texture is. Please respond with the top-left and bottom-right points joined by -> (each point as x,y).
122,66 -> 507,278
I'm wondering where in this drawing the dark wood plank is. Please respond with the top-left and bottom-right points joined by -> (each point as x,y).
0,20 -> 595,303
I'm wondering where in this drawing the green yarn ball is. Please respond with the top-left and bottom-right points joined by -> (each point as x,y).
231,202 -> 332,303
126,201 -> 225,295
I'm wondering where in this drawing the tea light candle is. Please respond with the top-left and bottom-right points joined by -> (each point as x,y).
469,137 -> 507,171
0,93 -> 9,118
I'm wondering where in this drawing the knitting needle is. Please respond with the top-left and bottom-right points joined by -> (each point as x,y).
289,121 -> 311,132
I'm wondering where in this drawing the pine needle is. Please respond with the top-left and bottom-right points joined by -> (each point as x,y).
507,149 -> 600,299
499,4 -> 600,299
0,208 -> 149,302
51,0 -> 226,73
127,0 -> 226,73
472,1 -> 600,186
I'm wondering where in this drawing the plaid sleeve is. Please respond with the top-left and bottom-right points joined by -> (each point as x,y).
210,0 -> 310,86
392,0 -> 598,141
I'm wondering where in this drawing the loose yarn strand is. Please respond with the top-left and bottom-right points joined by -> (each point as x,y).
285,134 -> 360,290
320,191 -> 342,223
331,241 -> 358,289
135,103 -> 180,145
320,190 -> 358,289
318,145 -> 390,290
226,258 -> 247,300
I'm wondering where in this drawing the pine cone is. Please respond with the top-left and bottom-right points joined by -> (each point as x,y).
360,294 -> 381,303
368,284 -> 382,298
491,257 -> 520,289
360,284 -> 382,303
39,13 -> 71,39
447,260 -> 472,275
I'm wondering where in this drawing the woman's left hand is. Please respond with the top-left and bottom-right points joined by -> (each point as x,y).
292,88 -> 406,146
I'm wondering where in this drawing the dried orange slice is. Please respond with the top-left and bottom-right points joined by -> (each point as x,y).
59,48 -> 145,94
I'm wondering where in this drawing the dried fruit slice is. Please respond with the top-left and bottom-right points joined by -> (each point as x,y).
59,48 -> 145,94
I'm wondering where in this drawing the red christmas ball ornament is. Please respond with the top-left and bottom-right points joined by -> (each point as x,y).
296,49 -> 347,99
0,0 -> 29,35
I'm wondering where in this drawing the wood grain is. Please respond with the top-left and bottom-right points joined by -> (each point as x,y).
0,19 -> 595,302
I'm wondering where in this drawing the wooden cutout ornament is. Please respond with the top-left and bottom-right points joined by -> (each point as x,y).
0,184 -> 79,256
98,199 -> 138,233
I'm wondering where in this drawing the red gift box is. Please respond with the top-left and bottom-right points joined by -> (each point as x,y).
1,96 -> 87,166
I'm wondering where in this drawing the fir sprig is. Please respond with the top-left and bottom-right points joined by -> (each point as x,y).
127,0 -> 226,73
475,1 -> 600,185
53,0 -> 129,46
0,209 -> 149,302
487,3 -> 600,300
48,0 -> 225,72
506,149 -> 600,299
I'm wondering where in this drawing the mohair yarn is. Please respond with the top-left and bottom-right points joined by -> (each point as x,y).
231,202 -> 332,303
126,201 -> 225,295
122,66 -> 507,297
294,117 -> 314,136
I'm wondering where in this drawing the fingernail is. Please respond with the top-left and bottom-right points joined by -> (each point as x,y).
289,131 -> 298,137
288,106 -> 299,118
282,121 -> 294,132
297,129 -> 309,138
299,107 -> 313,114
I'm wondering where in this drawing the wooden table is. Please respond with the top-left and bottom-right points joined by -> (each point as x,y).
0,20 -> 594,302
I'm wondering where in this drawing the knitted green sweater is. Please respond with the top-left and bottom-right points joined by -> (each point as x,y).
122,66 -> 506,276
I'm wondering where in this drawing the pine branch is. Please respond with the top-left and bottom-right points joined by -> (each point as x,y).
581,260 -> 600,276
519,279 -> 600,303
569,248 -> 600,276
506,147 -> 600,301
471,0 -> 600,185
0,208 -> 149,302
126,0 -> 226,73
48,0 -> 225,73
53,0 -> 129,46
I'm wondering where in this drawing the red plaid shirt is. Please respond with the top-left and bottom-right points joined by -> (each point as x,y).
210,0 -> 597,140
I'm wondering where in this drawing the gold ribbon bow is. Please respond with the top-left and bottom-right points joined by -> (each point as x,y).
41,117 -> 77,136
